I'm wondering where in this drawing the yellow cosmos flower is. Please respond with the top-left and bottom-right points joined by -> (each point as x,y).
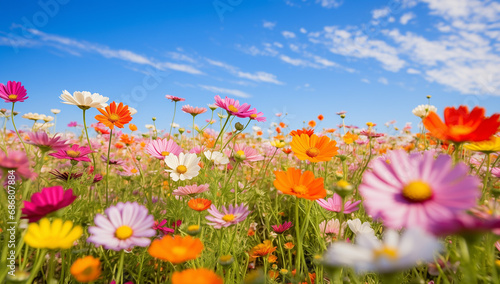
270,140 -> 286,148
24,218 -> 83,249
465,136 -> 500,153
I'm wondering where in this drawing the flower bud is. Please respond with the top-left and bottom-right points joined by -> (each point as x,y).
235,122 -> 244,131
218,254 -> 234,266
186,224 -> 201,236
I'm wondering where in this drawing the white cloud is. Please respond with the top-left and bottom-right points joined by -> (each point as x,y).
361,78 -> 371,83
282,31 -> 296,39
300,28 -> 307,34
372,7 -> 391,19
280,55 -> 310,66
378,77 -> 389,85
167,52 -> 196,63
263,20 -> 276,30
316,0 -> 343,9
400,12 -> 415,25
199,85 -> 251,98
407,68 -> 421,74
206,58 -> 238,72
237,71 -> 284,85
156,62 -> 203,75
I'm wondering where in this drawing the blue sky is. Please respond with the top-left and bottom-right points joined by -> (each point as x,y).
1,0 -> 500,134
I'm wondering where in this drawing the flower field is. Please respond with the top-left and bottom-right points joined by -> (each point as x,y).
1,80 -> 500,284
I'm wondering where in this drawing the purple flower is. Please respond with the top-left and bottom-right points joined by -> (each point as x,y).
25,131 -> 68,152
21,186 -> 77,223
206,203 -> 250,229
272,221 -> 293,234
316,193 -> 361,214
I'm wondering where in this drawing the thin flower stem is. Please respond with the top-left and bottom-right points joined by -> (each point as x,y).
83,109 -> 97,170
294,199 -> 302,276
105,129 -> 113,205
214,115 -> 230,148
11,103 -> 28,155
116,249 -> 125,284
169,101 -> 177,137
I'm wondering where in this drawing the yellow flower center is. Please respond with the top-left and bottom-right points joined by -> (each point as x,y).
222,214 -> 235,222
161,151 -> 170,156
115,225 -> 133,240
250,114 -> 257,118
306,147 -> 320,158
109,114 -> 120,123
402,181 -> 433,202
8,94 -> 18,100
172,246 -> 188,256
176,165 -> 187,174
228,105 -> 239,113
336,180 -> 351,189
236,150 -> 245,156
449,125 -> 473,136
66,150 -> 81,158
292,185 -> 308,195
131,169 -> 138,173
219,254 -> 233,262
373,246 -> 398,261
188,225 -> 200,231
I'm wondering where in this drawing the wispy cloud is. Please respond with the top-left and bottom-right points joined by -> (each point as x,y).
206,58 -> 284,85
316,0 -> 343,9
199,85 -> 251,98
263,20 -> 277,30
282,31 -> 296,39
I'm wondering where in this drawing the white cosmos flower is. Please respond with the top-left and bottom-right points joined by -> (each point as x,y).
165,153 -> 201,181
60,90 -> 109,109
204,150 -> 229,165
412,104 -> 437,118
51,109 -> 61,114
42,115 -> 54,122
128,107 -> 138,115
22,112 -> 44,121
323,228 -> 441,273
170,122 -> 180,128
347,219 -> 376,236
145,124 -> 155,130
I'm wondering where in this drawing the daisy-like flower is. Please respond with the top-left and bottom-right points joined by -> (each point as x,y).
101,154 -> 125,166
49,144 -> 93,162
145,138 -> 183,160
289,128 -> 315,137
412,104 -> 437,118
22,112 -> 44,121
22,186 -> 77,223
87,202 -> 155,251
316,193 -> 361,214
0,150 -> 34,179
225,143 -> 264,165
24,218 -> 83,249
322,228 -> 441,273
51,109 -> 61,114
423,105 -> 500,143
153,220 -> 175,235
70,256 -> 101,283
182,105 -> 207,116
249,109 -> 266,122
206,203 -> 250,229
250,240 -> 277,258
164,153 -> 201,181
173,183 -> 210,196
290,134 -> 338,163
273,167 -> 326,200
214,95 -> 253,118
95,101 -> 132,129
204,150 -> 229,165
319,219 -> 346,239
347,219 -> 376,236
359,150 -> 480,233
25,131 -> 68,152
465,136 -> 500,153
272,221 -> 293,234
148,235 -> 203,264
60,90 -> 109,109
188,198 -> 212,211
166,95 -> 186,102
172,269 -> 223,284
49,169 -> 83,181
0,81 -> 28,103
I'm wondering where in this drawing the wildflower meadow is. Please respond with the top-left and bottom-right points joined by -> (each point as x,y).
2,80 -> 500,284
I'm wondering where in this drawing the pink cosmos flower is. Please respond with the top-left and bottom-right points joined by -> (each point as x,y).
272,221 -> 293,234
224,143 -> 264,165
25,131 -> 68,152
117,165 -> 140,177
21,186 -> 77,223
319,219 -> 346,238
492,167 -> 500,178
181,105 -> 207,116
249,109 -> 266,122
0,81 -> 28,103
359,150 -> 480,233
431,212 -> 500,236
214,95 -> 253,118
206,203 -> 250,229
49,144 -> 93,162
145,138 -> 183,160
173,183 -> 210,196
87,202 -> 155,251
68,121 -> 78,127
316,194 -> 361,213
0,150 -> 34,179
165,95 -> 185,102
153,219 -> 175,235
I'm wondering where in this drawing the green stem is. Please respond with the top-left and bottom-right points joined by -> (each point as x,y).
483,153 -> 491,197
116,249 -> 125,284
294,199 -> 302,276
11,103 -> 28,155
169,101 -> 177,137
82,109 -> 97,171
47,251 -> 56,283
214,115 -> 231,147
105,129 -> 113,205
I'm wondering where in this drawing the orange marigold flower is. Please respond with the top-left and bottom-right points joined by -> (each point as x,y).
120,134 -> 135,146
188,198 -> 212,212
284,242 -> 295,250
250,240 -> 277,258
273,167 -> 326,200
423,105 -> 500,143
148,235 -> 203,264
308,120 -> 316,128
129,123 -> 138,132
172,268 -> 223,284
289,128 -> 314,137
290,134 -> 338,162
268,254 -> 278,264
317,114 -> 324,121
70,256 -> 101,283
95,101 -> 132,129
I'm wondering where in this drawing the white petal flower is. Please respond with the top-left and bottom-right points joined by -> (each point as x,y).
323,228 -> 441,273
165,153 -> 201,181
204,150 -> 229,165
60,90 -> 109,109
347,219 -> 376,237
128,107 -> 138,116
412,104 -> 437,118
50,109 -> 61,114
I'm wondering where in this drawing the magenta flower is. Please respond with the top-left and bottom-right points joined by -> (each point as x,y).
67,121 -> 78,127
316,193 -> 361,214
165,95 -> 185,102
101,154 -> 124,166
249,109 -> 266,122
431,212 -> 500,236
224,143 -> 264,165
145,138 -> 183,160
21,186 -> 77,223
49,144 -> 93,162
49,169 -> 83,181
206,203 -> 250,229
0,81 -> 28,103
181,105 -> 207,116
272,221 -> 293,234
153,219 -> 175,235
173,183 -> 210,196
87,202 -> 155,251
25,131 -> 68,152
214,95 -> 253,118
0,150 -> 34,179
359,150 -> 480,233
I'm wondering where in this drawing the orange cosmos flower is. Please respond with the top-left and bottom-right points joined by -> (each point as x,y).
95,101 -> 132,129
120,134 -> 135,146
188,198 -> 212,212
423,106 -> 500,143
279,122 -> 286,128
70,256 -> 101,283
325,128 -> 336,133
129,123 -> 138,132
114,143 -> 124,149
282,148 -> 292,155
284,242 -> 295,249
290,134 -> 338,162
289,128 -> 314,137
256,130 -> 263,136
317,114 -> 324,121
308,120 -> 316,128
276,127 -> 281,134
273,167 -> 326,200
343,132 -> 359,145
148,235 -> 203,264
172,268 -> 223,284
250,240 -> 277,258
